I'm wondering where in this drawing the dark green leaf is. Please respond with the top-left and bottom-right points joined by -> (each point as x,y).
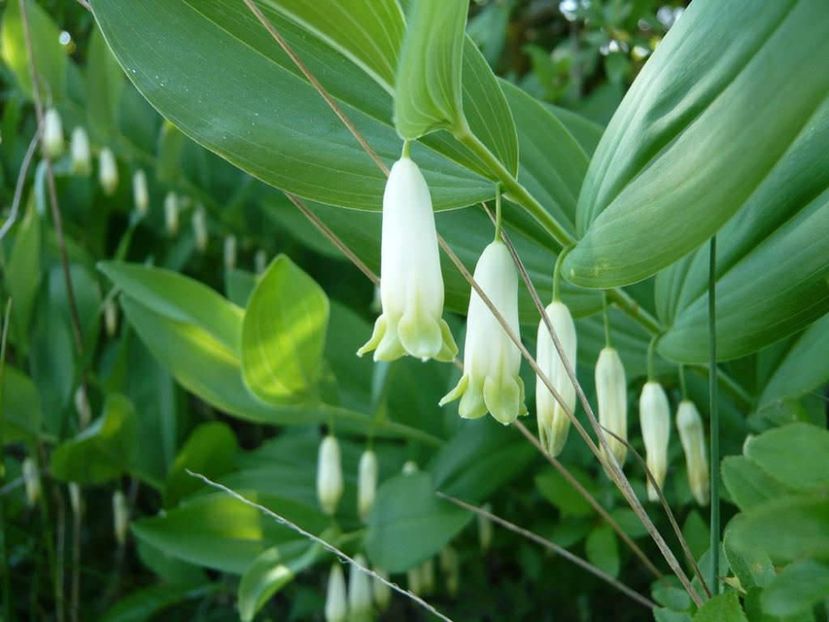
165,422 -> 237,506
692,591 -> 747,622
762,560 -> 829,618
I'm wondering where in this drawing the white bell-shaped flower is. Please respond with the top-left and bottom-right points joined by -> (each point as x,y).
358,156 -> 457,363
676,400 -> 709,506
112,490 -> 129,545
536,301 -> 577,456
99,148 -> 118,195
164,192 -> 179,236
224,234 -> 237,271
22,457 -> 41,507
132,169 -> 149,217
595,347 -> 628,467
254,249 -> 268,275
316,435 -> 343,516
348,555 -> 373,621
70,127 -> 91,175
440,240 -> 526,425
43,107 -> 64,159
439,546 -> 460,596
192,206 -> 208,252
69,482 -> 83,517
357,449 -> 378,522
639,381 -> 671,501
104,298 -> 118,338
325,563 -> 347,622
74,386 -> 91,429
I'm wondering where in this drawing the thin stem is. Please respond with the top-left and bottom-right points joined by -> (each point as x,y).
602,293 -> 612,348
678,365 -> 688,401
0,130 -> 41,241
454,127 -> 574,249
493,185 -> 503,241
708,236 -> 720,595
401,139 -> 411,158
647,337 -> 657,381
552,250 -> 567,302
188,470 -> 455,622
70,487 -> 82,622
438,491 -> 656,610
514,421 -> 661,579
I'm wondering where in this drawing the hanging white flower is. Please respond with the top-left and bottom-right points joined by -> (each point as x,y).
70,127 -> 91,175
440,240 -> 526,425
112,490 -> 129,545
191,206 -> 208,252
132,169 -> 149,216
536,301 -> 577,456
103,298 -> 118,338
42,107 -> 64,159
22,457 -> 41,507
676,400 -> 709,506
164,192 -> 179,236
74,386 -> 91,429
357,449 -> 378,522
325,563 -> 347,622
348,555 -> 373,621
639,381 -> 671,501
595,347 -> 628,467
223,234 -> 237,271
254,249 -> 268,275
68,482 -> 83,517
358,155 -> 457,363
439,546 -> 460,596
316,435 -> 343,516
99,148 -> 118,195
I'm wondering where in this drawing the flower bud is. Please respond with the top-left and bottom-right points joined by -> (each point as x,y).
372,567 -> 391,611
639,381 -> 671,501
22,457 -> 41,507
478,503 -> 493,552
223,234 -> 237,271
68,482 -> 83,517
401,460 -> 418,475
358,156 -> 457,363
676,400 -> 709,506
317,435 -> 343,516
357,449 -> 378,522
595,347 -> 628,466
164,192 -> 179,236
536,301 -> 577,456
98,148 -> 118,195
113,490 -> 129,545
407,566 -> 422,595
325,563 -> 347,622
104,298 -> 118,338
439,546 -> 460,596
132,169 -> 149,217
191,206 -> 208,252
418,558 -> 435,596
74,386 -> 91,429
254,249 -> 268,275
348,555 -> 373,621
440,240 -> 526,425
70,127 -> 91,175
42,108 -> 64,159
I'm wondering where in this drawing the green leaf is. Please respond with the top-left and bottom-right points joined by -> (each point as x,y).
50,394 -> 137,485
87,26 -> 125,142
585,524 -> 620,578
0,366 -> 43,442
6,199 -> 42,349
535,467 -> 596,517
692,592 -> 748,622
101,583 -> 214,622
724,525 -> 775,591
743,423 -> 829,492
132,492 -> 326,574
241,255 -> 329,402
165,422 -> 238,507
721,456 -> 794,512
365,472 -> 469,573
394,0 -> 466,138
237,542 -> 321,622
92,0 -> 492,210
727,496 -> 829,565
762,560 -> 829,618
758,314 -> 829,409
565,1 -> 829,289
1,0 -> 67,101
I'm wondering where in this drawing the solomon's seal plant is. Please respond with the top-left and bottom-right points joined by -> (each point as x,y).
639,381 -> 671,501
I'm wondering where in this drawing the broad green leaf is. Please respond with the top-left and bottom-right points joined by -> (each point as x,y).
721,456 -> 794,512
585,525 -> 620,578
50,394 -> 137,485
724,525 -> 775,591
535,468 -> 597,518
565,0 -> 829,288
1,0 -> 67,101
6,198 -> 42,349
87,27 -> 125,142
165,422 -> 238,507
237,542 -> 320,622
91,0 -> 492,210
132,492 -> 326,574
101,583 -> 214,622
0,366 -> 42,442
757,314 -> 829,409
365,472 -> 469,573
762,560 -> 829,618
394,0 -> 466,138
744,423 -> 829,492
692,592 -> 747,622
728,496 -> 829,565
652,580 -> 691,612
241,255 -> 329,402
